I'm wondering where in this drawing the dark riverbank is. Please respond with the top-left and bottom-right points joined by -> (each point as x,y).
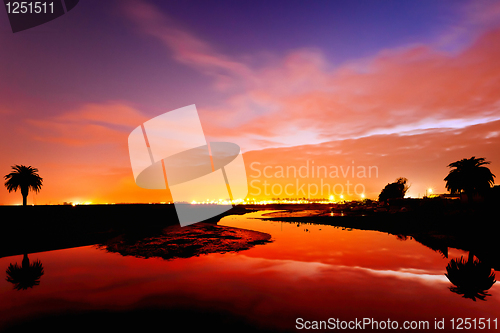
2,200 -> 498,270
0,204 -> 253,258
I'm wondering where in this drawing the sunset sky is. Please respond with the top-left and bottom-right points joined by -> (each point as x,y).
1,0 -> 500,204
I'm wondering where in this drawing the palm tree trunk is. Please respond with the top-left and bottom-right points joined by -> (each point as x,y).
22,253 -> 29,268
21,186 -> 28,206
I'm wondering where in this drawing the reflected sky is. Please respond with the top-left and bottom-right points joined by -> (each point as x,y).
0,211 -> 498,331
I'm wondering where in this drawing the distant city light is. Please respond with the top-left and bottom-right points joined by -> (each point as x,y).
185,197 -> 359,205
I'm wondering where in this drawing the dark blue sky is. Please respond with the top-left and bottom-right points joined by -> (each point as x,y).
151,0 -> 466,63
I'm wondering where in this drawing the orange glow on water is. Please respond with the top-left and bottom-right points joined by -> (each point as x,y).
0,211 -> 498,331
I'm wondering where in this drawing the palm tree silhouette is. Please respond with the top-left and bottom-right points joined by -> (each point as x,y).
4,165 -> 43,206
444,157 -> 495,202
6,254 -> 44,290
445,252 -> 496,301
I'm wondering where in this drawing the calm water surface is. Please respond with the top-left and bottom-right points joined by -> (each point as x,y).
1,210 -> 498,331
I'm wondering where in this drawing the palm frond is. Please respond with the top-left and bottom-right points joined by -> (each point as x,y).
445,255 -> 496,301
5,259 -> 45,290
3,164 -> 43,193
444,157 -> 495,196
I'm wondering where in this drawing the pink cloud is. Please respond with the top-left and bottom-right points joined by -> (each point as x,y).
435,0 -> 500,50
57,103 -> 148,127
198,28 -> 500,151
121,1 -> 500,151
25,102 -> 148,146
122,0 -> 252,86
116,1 -> 500,155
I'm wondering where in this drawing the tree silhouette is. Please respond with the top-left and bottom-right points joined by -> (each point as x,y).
378,177 -> 410,203
4,165 -> 43,206
6,254 -> 44,290
444,157 -> 495,202
445,252 -> 496,301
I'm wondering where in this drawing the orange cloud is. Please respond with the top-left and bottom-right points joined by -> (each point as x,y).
203,28 -> 500,149
242,119 -> 500,200
3,114 -> 498,205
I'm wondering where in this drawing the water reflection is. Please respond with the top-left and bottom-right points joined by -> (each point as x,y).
0,210 -> 499,332
259,210 -> 499,301
5,253 -> 44,290
445,252 -> 496,301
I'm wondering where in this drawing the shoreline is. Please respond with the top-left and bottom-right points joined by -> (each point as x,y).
254,205 -> 499,270
1,202 -> 497,270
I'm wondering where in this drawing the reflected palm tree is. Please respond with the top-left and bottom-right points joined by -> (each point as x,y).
445,252 -> 496,301
6,254 -> 44,290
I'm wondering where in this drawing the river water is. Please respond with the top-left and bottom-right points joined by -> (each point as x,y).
0,210 -> 498,332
